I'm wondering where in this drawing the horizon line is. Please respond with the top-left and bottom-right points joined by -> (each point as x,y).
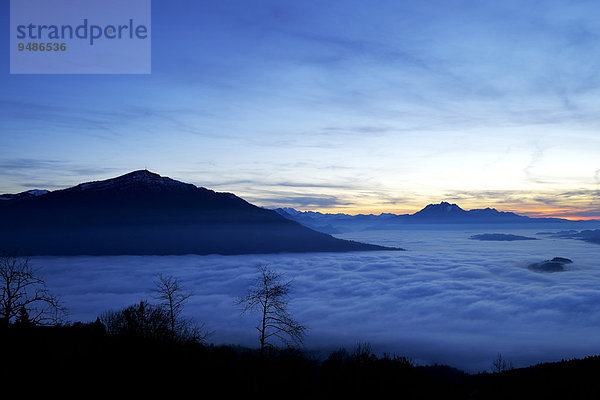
3,169 -> 599,222
270,205 -> 600,222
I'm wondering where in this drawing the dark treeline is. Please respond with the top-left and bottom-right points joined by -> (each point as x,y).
3,321 -> 600,399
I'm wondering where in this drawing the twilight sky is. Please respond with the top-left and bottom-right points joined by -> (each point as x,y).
1,0 -> 599,219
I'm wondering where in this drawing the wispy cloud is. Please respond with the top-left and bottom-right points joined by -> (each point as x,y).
257,194 -> 351,209
0,100 -> 224,140
444,188 -> 600,219
0,158 -> 120,193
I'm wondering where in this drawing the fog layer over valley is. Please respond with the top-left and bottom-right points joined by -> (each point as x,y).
38,225 -> 600,372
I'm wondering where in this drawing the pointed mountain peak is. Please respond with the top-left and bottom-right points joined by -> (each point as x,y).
417,201 -> 465,214
408,202 -> 528,222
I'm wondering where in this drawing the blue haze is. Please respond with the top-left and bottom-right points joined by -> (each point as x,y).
37,226 -> 600,372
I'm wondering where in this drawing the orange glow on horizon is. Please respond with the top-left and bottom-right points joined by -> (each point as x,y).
515,207 -> 599,221
554,216 -> 599,221
301,205 -> 599,221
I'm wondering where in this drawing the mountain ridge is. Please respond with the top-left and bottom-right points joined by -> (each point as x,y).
274,202 -> 597,233
0,170 -> 398,255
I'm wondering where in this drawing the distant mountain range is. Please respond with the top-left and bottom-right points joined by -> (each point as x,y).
274,202 -> 598,234
0,170 -> 397,255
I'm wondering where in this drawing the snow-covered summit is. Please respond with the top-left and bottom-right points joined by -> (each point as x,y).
74,170 -> 197,193
277,207 -> 306,216
0,189 -> 49,200
25,189 -> 49,196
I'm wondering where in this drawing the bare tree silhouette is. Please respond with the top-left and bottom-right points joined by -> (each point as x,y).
0,253 -> 66,327
492,353 -> 513,373
152,274 -> 191,336
152,273 -> 210,343
236,265 -> 307,354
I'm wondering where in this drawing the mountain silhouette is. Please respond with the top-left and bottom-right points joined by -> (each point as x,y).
274,202 -> 592,233
408,202 -> 526,222
411,202 -> 469,219
0,189 -> 49,201
0,170 -> 397,255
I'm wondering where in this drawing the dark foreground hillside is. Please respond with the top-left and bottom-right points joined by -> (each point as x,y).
3,322 -> 600,399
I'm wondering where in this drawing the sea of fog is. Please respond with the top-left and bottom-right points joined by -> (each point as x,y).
35,224 -> 600,372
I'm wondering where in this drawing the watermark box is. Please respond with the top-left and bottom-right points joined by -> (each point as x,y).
10,0 -> 151,74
